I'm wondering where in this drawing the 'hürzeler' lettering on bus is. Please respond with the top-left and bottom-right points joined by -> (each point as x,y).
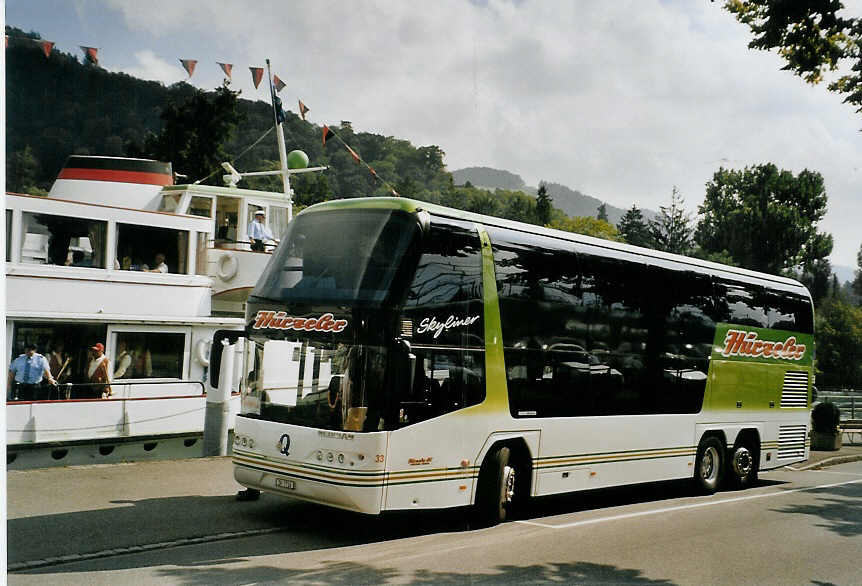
721,329 -> 806,360
251,311 -> 348,333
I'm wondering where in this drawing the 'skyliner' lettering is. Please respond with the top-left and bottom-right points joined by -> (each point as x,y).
416,314 -> 480,339
252,311 -> 348,333
721,329 -> 806,361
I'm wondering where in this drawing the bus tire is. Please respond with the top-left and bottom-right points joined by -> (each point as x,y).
216,252 -> 238,281
475,446 -> 515,526
727,441 -> 759,490
694,436 -> 724,495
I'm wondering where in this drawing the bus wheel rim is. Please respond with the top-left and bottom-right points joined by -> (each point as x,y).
701,446 -> 718,481
503,465 -> 515,503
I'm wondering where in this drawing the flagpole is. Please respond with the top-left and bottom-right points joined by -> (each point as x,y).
265,58 -> 292,221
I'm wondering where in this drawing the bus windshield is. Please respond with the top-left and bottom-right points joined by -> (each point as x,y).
250,209 -> 419,305
242,339 -> 388,432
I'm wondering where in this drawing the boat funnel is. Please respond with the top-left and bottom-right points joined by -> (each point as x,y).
49,155 -> 173,210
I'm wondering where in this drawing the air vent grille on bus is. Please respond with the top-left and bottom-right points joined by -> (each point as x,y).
781,371 -> 809,408
778,424 -> 807,459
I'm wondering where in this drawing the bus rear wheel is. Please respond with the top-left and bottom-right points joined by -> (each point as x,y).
694,436 -> 724,495
475,446 -> 516,526
727,443 -> 759,490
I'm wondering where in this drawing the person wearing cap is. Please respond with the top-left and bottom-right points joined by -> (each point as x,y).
8,344 -> 56,401
248,209 -> 275,252
87,342 -> 112,398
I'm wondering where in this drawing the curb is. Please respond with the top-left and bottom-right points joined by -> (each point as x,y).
788,453 -> 862,471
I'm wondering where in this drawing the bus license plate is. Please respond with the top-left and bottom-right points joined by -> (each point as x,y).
276,478 -> 296,490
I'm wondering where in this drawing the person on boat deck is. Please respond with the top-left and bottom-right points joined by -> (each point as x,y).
114,341 -> 134,379
48,342 -> 71,390
8,344 -> 56,401
87,343 -> 112,398
145,253 -> 168,273
248,209 -> 275,252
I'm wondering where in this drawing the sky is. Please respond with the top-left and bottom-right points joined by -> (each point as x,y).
6,0 -> 862,274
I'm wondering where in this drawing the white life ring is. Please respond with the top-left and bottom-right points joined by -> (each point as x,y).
216,251 -> 238,281
195,338 -> 212,367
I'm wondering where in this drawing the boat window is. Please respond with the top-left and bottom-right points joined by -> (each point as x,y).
195,232 -> 209,275
215,197 -> 240,246
116,223 -> 188,274
5,210 -> 11,262
158,193 -> 182,213
8,322 -> 107,398
20,212 -> 107,268
269,205 -> 289,241
112,331 -> 186,379
188,196 -> 213,218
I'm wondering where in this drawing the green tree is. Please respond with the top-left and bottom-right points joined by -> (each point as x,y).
650,186 -> 694,255
548,216 -> 621,241
722,0 -> 862,114
815,298 -> 862,388
696,164 -> 832,275
616,205 -> 653,248
794,257 -> 832,307
597,203 -> 609,222
853,243 -> 862,297
536,182 -> 552,226
132,81 -> 243,183
6,145 -> 40,193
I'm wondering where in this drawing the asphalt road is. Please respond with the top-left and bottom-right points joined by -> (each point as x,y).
8,458 -> 862,585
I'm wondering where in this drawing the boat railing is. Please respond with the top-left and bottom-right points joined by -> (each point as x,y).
210,238 -> 277,252
7,379 -> 208,403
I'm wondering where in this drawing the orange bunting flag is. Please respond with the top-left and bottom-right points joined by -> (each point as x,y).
218,62 -> 233,80
249,67 -> 264,89
41,41 -> 54,58
391,189 -> 400,197
80,46 -> 99,66
179,59 -> 197,78
273,75 -> 286,93
322,125 -> 334,146
347,145 -> 360,163
369,166 -> 378,177
298,100 -> 309,121
5,36 -> 8,49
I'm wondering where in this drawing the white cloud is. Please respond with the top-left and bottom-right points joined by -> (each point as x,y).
118,50 -> 185,85
100,0 -> 862,267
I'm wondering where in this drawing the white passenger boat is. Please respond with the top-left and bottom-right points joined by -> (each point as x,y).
5,155 -> 294,468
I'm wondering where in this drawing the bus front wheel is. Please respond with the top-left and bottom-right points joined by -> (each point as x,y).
694,436 -> 724,495
475,446 -> 515,525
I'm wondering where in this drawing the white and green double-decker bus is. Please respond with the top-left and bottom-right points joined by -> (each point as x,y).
213,197 -> 813,524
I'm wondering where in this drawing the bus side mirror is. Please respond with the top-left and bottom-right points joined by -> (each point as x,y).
210,329 -> 246,388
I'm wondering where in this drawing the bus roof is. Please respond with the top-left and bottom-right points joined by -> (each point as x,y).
299,196 -> 810,295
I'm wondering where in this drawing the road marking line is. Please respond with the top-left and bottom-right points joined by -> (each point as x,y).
516,477 -> 862,530
804,469 -> 862,477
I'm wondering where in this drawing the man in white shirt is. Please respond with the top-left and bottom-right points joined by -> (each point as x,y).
146,253 -> 168,273
248,210 -> 275,251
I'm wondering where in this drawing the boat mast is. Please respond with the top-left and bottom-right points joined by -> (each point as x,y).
266,59 -> 292,210
220,59 -> 326,223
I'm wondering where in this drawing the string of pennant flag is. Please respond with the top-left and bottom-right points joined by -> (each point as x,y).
6,32 -> 401,197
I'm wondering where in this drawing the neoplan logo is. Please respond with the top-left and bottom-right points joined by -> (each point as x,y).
277,434 -> 291,456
